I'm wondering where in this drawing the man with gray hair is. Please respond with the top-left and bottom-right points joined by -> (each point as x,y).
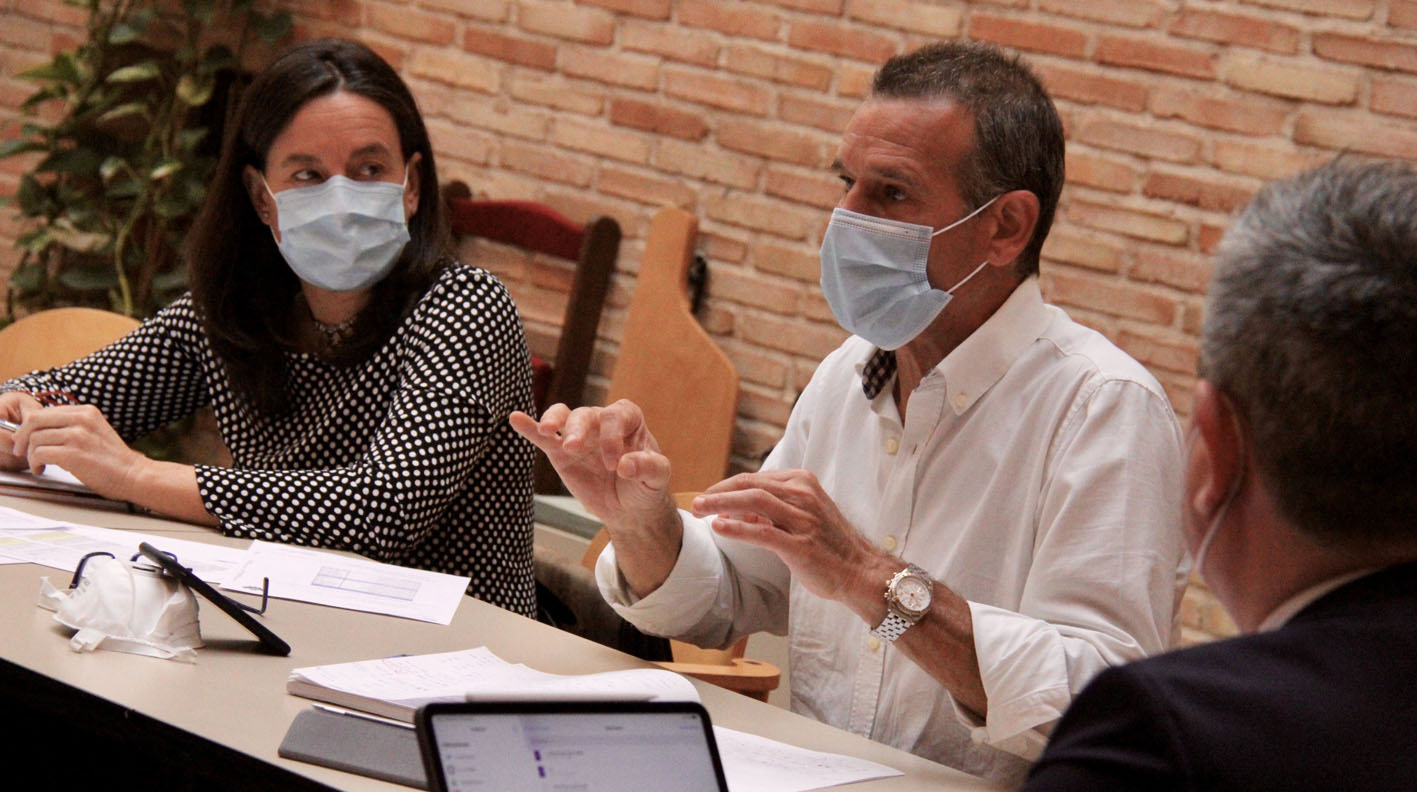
1024,157 -> 1417,790
516,42 -> 1187,784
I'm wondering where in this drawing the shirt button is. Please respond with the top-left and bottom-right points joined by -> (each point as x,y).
867,636 -> 881,652
953,393 -> 968,410
882,535 -> 898,552
885,436 -> 899,455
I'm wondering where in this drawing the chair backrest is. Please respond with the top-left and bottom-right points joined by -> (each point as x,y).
0,307 -> 141,381
607,208 -> 738,495
444,183 -> 621,494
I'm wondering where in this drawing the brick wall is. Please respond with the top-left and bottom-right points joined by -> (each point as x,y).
6,0 -> 1414,643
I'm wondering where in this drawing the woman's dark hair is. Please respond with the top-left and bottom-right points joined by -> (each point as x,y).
185,38 -> 449,415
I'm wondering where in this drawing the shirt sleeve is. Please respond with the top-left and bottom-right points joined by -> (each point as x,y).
963,378 -> 1189,753
194,270 -> 533,564
1021,664 -> 1187,792
1,298 -> 209,439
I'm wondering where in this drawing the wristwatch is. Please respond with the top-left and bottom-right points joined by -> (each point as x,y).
870,563 -> 934,643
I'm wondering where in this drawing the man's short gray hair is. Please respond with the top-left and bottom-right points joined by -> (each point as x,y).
1202,158 -> 1417,548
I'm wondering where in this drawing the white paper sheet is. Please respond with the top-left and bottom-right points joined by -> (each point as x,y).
714,726 -> 903,792
223,540 -> 470,624
0,508 -> 247,581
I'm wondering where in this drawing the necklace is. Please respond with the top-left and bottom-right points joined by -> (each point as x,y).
298,293 -> 357,350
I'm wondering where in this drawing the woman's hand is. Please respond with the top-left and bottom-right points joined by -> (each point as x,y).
10,403 -> 150,501
0,391 -> 44,471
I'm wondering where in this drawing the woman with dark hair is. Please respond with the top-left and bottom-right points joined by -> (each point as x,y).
0,39 -> 536,616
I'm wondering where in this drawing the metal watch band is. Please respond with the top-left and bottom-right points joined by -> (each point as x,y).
870,610 -> 914,643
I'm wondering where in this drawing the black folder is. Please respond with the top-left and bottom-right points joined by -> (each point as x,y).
278,707 -> 427,789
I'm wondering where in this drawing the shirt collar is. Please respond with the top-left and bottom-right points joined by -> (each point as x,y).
856,279 -> 1052,411
1256,567 -> 1379,632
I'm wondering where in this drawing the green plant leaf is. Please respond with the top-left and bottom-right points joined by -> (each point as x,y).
252,11 -> 293,44
99,155 -> 131,182
37,147 -> 103,175
198,45 -> 236,75
151,267 -> 189,292
0,139 -> 45,159
17,228 -> 51,255
58,264 -> 119,292
96,102 -> 150,125
9,262 -> 45,293
106,61 -> 162,84
49,224 -> 112,254
149,159 -> 182,180
153,195 -> 190,218
174,128 -> 207,152
15,175 -> 45,214
107,23 -> 141,45
175,74 -> 214,107
184,0 -> 218,24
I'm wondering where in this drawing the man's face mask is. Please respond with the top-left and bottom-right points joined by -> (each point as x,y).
818,196 -> 999,351
38,553 -> 203,663
263,168 -> 412,292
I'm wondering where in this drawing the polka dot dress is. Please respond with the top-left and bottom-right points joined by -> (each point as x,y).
4,265 -> 537,616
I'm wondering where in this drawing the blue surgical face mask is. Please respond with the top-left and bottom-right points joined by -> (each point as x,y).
263,169 -> 411,292
818,196 -> 998,350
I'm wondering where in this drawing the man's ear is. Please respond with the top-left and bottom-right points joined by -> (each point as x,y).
402,152 -> 423,220
1190,380 -> 1247,519
982,189 -> 1040,272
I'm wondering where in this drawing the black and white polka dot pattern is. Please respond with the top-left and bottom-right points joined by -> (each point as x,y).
5,265 -> 537,616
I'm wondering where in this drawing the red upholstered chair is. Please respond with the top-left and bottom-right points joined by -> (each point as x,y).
442,182 -> 621,494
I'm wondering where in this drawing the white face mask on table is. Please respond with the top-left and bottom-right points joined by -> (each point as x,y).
38,554 -> 203,663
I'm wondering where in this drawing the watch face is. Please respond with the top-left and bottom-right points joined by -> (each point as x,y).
895,576 -> 931,616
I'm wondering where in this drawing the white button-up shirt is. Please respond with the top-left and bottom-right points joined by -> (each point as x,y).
598,279 -> 1189,784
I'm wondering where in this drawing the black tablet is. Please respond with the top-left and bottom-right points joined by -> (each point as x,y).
416,700 -> 728,792
137,541 -> 291,656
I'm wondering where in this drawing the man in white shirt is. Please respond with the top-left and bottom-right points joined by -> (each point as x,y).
512,42 -> 1187,785
1024,158 -> 1417,791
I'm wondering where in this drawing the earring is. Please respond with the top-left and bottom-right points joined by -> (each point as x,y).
261,210 -> 270,220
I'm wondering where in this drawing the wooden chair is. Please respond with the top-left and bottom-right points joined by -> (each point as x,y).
606,207 -> 738,494
443,182 -> 622,494
0,307 -> 140,381
566,492 -> 780,701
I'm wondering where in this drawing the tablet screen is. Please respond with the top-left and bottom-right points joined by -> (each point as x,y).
420,702 -> 727,792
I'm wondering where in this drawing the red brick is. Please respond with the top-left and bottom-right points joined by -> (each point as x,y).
1041,229 -> 1125,273
837,62 -> 877,98
1150,87 -> 1289,136
1222,54 -> 1357,104
700,232 -> 751,264
1065,151 -> 1137,193
1211,140 -> 1327,181
445,94 -> 551,140
704,191 -> 817,239
719,118 -> 831,167
0,15 -> 51,49
1069,201 -> 1190,245
16,1 -> 91,25
664,67 -> 773,115
1314,32 -> 1417,74
724,46 -> 834,91
738,313 -> 847,360
552,118 -> 651,163
507,77 -> 604,115
427,118 -> 495,166
1077,120 -> 1201,164
518,1 -> 615,44
1143,170 -> 1255,214
462,26 -> 557,69
561,48 -> 659,89
1295,110 -> 1417,160
656,140 -> 760,190
1169,10 -> 1300,54
610,98 -> 709,141
737,386 -> 796,426
1126,248 -> 1214,293
1039,0 -> 1166,28
765,0 -> 844,12
1116,328 -> 1199,375
786,20 -> 898,63
501,141 -> 595,186
969,14 -> 1088,58
721,340 -> 790,389
753,240 -> 822,283
1034,63 -> 1148,112
1197,224 -> 1227,257
1393,0 -> 1417,28
764,167 -> 841,209
1045,271 -> 1179,325
597,166 -> 698,208
575,0 -> 671,18
849,0 -> 963,37
1372,76 -> 1417,118
284,0 -> 364,26
420,0 -> 511,21
1239,0 -> 1375,20
407,49 -> 500,94
367,2 -> 455,44
779,93 -> 856,133
708,269 -> 805,314
622,20 -> 719,65
1096,35 -> 1216,80
678,0 -> 781,41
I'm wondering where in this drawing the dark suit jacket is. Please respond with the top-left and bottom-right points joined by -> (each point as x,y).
1023,562 -> 1417,791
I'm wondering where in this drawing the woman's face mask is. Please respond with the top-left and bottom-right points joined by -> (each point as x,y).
263,167 -> 411,292
818,196 -> 998,350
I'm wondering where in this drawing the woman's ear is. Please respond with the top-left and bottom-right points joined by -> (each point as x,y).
402,152 -> 423,220
244,165 -> 279,241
